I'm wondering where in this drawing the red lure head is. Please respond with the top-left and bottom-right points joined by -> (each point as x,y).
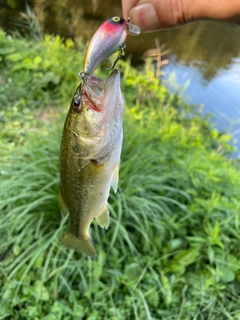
106,16 -> 127,29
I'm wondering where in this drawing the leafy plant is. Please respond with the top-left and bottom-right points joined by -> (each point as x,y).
10,4 -> 43,41
0,28 -> 240,320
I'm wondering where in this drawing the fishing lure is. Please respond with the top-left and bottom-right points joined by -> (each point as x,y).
80,16 -> 140,79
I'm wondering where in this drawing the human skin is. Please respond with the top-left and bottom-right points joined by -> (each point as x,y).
121,0 -> 240,32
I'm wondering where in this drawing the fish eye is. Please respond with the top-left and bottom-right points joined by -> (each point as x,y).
112,16 -> 121,23
72,98 -> 80,111
73,98 -> 80,107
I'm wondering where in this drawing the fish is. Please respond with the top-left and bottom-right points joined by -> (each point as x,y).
83,16 -> 140,75
59,69 -> 124,258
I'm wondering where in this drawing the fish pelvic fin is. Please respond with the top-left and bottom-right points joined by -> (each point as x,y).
96,204 -> 110,229
61,232 -> 97,258
111,163 -> 120,193
58,191 -> 69,217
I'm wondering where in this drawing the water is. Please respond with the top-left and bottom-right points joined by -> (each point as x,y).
162,56 -> 240,158
0,1 -> 239,157
159,22 -> 240,158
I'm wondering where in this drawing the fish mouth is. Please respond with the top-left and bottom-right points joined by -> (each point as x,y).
82,90 -> 102,112
82,76 -> 105,112
81,70 -> 120,112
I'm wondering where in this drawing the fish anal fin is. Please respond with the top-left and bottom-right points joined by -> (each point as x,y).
61,232 -> 97,258
58,191 -> 69,217
111,163 -> 119,193
96,205 -> 110,229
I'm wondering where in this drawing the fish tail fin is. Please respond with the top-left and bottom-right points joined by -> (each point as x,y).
61,232 -> 97,258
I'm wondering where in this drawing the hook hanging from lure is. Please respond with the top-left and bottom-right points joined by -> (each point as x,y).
81,16 -> 140,78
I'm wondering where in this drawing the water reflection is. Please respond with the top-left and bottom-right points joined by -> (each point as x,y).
163,55 -> 240,157
158,22 -> 240,157
0,0 -> 239,156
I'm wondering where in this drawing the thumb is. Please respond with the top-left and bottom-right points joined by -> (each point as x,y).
129,0 -> 188,32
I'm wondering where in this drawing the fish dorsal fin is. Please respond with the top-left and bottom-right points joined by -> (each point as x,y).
95,205 -> 110,229
111,163 -> 119,193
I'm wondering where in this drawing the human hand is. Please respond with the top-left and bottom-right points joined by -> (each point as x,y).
122,0 -> 240,32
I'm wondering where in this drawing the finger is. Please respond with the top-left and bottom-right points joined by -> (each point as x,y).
129,0 -> 187,31
121,0 -> 139,19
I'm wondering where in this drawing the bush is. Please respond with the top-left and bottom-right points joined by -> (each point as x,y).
0,30 -> 240,319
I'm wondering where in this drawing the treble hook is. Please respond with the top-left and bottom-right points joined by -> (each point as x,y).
75,71 -> 89,99
104,43 -> 126,71
78,71 -> 88,82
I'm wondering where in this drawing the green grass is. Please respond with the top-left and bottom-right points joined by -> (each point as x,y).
0,28 -> 240,319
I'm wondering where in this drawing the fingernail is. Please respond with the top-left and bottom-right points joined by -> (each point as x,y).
130,3 -> 159,32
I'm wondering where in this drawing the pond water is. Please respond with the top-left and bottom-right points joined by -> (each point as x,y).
1,0 -> 239,157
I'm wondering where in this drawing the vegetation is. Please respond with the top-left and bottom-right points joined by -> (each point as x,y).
0,27 -> 240,320
2,0 -> 240,82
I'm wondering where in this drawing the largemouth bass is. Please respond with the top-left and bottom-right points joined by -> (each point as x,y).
59,70 -> 123,258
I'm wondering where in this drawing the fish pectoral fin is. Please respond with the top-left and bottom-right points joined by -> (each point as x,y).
95,205 -> 110,229
61,232 -> 97,258
58,191 -> 69,217
111,163 -> 119,193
